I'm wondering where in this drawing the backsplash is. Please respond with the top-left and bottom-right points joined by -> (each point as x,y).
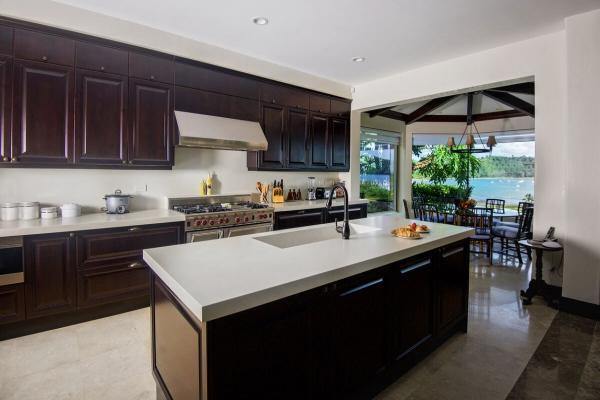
0,147 -> 341,213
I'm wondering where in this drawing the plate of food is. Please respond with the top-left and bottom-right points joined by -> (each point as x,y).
391,227 -> 422,239
407,222 -> 430,233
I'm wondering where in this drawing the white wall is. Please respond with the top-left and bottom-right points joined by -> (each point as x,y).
562,10 -> 600,305
0,148 -> 339,212
351,32 -> 567,288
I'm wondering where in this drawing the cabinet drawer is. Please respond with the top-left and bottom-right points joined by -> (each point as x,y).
309,94 -> 331,114
76,41 -> 128,75
274,209 -> 323,230
330,99 -> 351,118
14,29 -> 74,66
325,205 -> 366,223
0,25 -> 13,56
261,83 -> 309,109
77,261 -> 150,308
0,284 -> 25,325
129,52 -> 174,83
76,224 -> 181,269
175,61 -> 259,100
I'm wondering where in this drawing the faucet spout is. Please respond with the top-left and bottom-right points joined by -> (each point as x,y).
326,184 -> 350,239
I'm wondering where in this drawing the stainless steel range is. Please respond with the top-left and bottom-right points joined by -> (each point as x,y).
169,195 -> 274,243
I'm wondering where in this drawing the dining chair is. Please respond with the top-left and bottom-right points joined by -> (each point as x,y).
460,207 -> 494,262
486,198 -> 506,215
495,201 -> 533,229
492,207 -> 534,264
403,199 -> 410,219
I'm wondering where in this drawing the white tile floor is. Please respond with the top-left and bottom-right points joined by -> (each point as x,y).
0,253 -> 557,400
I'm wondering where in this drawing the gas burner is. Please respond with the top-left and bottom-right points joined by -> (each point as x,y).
235,201 -> 269,210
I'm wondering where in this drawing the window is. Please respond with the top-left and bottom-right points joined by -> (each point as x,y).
360,129 -> 400,213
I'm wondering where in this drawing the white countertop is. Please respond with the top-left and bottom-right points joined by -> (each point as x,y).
143,214 -> 474,322
271,198 -> 369,212
0,209 -> 185,237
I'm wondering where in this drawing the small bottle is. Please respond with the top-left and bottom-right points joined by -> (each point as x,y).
206,174 -> 213,196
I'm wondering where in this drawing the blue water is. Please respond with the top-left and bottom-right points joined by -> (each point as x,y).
361,174 -> 534,205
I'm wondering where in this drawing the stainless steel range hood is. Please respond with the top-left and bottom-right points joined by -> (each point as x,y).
174,111 -> 268,151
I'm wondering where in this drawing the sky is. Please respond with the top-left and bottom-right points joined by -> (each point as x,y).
487,141 -> 535,157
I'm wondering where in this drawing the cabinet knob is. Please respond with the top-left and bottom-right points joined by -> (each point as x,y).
128,161 -> 133,164
271,98 -> 275,104
2,156 -> 9,162
41,56 -> 48,61
122,160 -> 127,164
128,226 -> 141,232
69,232 -> 74,237
150,75 -> 155,80
100,66 -> 105,71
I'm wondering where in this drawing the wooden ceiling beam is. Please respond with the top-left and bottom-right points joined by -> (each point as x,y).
417,115 -> 467,123
378,110 -> 407,121
405,95 -> 459,124
473,109 -> 527,121
482,90 -> 535,117
367,106 -> 397,118
489,82 -> 534,95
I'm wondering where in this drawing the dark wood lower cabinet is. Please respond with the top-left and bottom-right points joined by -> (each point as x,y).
1,222 -> 183,340
24,233 -> 77,318
0,284 -> 25,324
152,239 -> 470,400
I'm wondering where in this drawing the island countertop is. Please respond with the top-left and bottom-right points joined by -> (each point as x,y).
143,214 -> 474,322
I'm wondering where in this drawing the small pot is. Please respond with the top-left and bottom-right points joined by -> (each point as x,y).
61,203 -> 81,218
102,189 -> 132,214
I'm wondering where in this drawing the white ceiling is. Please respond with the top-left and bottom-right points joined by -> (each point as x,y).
54,0 -> 600,85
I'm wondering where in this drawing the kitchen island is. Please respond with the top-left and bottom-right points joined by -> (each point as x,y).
143,214 -> 474,400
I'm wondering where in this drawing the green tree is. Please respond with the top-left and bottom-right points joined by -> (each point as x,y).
415,145 -> 480,188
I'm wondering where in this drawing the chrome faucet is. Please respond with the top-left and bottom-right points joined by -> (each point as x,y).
326,183 -> 350,240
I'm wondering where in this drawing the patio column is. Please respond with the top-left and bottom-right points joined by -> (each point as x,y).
399,129 -> 414,209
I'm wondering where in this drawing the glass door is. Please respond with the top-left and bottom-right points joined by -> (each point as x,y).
359,129 -> 399,213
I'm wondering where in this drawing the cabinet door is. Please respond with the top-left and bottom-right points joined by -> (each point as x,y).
13,60 -> 74,164
76,70 -> 127,165
0,25 -> 13,56
259,103 -> 286,168
0,284 -> 25,325
129,79 -> 173,166
274,209 -> 323,230
309,113 -> 328,168
77,261 -> 150,308
14,29 -> 74,66
331,270 -> 388,396
437,242 -> 470,333
286,108 -> 309,168
129,52 -> 174,84
0,56 -> 11,163
24,233 -> 76,318
391,257 -> 435,360
329,117 -> 349,171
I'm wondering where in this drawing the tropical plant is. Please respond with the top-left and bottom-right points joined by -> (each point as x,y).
522,193 -> 534,202
413,145 -> 480,188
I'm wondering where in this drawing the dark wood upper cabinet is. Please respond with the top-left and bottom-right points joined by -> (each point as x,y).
261,83 -> 309,109
75,70 -> 127,165
13,60 -> 74,164
0,56 -> 12,163
0,25 -> 13,56
75,41 -> 128,75
24,233 -> 76,319
329,117 -> 349,170
175,61 -> 259,100
129,52 -> 174,84
14,29 -> 74,66
309,94 -> 331,114
258,103 -> 286,168
286,108 -> 309,168
128,79 -> 173,166
309,113 -> 328,168
330,99 -> 351,118
174,86 -> 259,122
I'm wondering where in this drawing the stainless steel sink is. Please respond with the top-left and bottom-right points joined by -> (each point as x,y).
254,223 -> 380,249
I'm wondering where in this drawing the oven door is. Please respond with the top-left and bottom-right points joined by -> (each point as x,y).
225,223 -> 273,238
187,229 -> 224,243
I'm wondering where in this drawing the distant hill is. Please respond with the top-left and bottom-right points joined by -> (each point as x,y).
475,156 -> 535,178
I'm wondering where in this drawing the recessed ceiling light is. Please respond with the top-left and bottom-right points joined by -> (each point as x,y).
252,17 -> 269,25
352,57 -> 366,63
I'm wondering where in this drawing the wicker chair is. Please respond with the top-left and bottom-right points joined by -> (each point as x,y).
492,207 -> 534,264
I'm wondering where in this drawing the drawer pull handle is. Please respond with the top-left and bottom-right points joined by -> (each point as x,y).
340,278 -> 383,297
129,261 -> 143,268
442,247 -> 464,258
128,227 -> 141,232
401,259 -> 431,274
